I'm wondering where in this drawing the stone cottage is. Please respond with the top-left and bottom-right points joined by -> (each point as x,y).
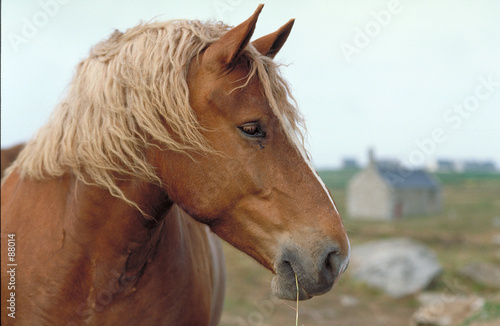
347,150 -> 442,220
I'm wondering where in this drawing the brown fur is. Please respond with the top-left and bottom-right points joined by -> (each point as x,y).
1,5 -> 349,325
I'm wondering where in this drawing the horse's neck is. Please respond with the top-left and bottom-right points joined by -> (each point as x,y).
65,176 -> 173,288
64,177 -> 220,323
2,171 -> 222,324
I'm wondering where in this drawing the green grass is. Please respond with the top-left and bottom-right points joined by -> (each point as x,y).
434,171 -> 500,186
317,169 -> 360,189
461,301 -> 500,326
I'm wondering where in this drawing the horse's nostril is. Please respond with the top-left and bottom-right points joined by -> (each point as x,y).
322,248 -> 341,281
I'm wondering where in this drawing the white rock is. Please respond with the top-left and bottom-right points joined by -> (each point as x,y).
350,238 -> 442,298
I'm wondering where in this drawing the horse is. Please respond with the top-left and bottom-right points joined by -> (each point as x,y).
1,5 -> 350,325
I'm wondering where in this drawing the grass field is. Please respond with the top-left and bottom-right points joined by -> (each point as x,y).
219,170 -> 500,326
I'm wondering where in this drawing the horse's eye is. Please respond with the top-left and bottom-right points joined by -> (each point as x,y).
239,122 -> 265,138
242,125 -> 258,135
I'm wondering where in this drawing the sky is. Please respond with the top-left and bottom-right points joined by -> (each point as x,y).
2,0 -> 499,169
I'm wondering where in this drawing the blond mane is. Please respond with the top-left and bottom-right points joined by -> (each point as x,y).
9,19 -> 306,212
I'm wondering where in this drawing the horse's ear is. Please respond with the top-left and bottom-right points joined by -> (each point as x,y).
203,4 -> 264,69
252,19 -> 294,58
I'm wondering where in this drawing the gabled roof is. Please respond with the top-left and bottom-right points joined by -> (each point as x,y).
377,166 -> 440,190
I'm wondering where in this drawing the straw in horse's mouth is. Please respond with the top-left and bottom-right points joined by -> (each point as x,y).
276,261 -> 312,301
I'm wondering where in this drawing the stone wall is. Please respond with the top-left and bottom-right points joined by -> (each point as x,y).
347,167 -> 392,219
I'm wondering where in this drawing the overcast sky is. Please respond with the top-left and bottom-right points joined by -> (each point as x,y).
2,0 -> 499,169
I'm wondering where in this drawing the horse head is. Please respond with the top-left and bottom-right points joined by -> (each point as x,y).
152,5 -> 350,300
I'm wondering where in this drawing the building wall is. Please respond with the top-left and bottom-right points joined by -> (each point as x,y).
391,188 -> 442,218
393,189 -> 427,216
348,172 -> 442,220
347,168 -> 393,219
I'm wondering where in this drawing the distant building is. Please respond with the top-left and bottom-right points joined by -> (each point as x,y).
347,149 -> 442,220
460,160 -> 497,173
342,158 -> 360,170
428,159 -> 456,173
428,159 -> 497,173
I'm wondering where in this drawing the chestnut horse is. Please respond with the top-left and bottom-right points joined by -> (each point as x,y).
1,5 -> 350,325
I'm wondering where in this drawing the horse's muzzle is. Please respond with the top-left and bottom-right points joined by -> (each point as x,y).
271,243 -> 349,300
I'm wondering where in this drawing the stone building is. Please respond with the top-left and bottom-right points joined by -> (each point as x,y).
347,150 -> 442,220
